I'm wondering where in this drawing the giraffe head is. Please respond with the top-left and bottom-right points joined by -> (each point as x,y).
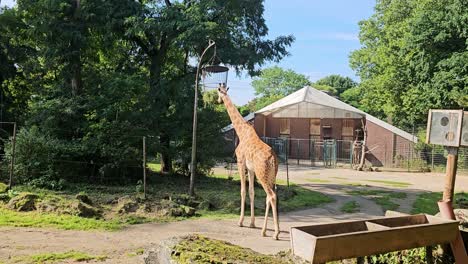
217,83 -> 229,104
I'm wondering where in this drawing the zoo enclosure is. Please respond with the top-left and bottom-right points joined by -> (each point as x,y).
261,136 -> 468,172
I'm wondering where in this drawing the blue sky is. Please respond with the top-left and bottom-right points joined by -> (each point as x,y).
1,0 -> 376,105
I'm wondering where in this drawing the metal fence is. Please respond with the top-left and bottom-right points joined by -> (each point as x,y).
261,137 -> 355,168
261,136 -> 468,172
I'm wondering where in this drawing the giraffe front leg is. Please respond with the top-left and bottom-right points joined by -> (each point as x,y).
248,169 -> 255,228
237,161 -> 246,227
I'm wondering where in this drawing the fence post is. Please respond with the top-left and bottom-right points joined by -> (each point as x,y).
142,136 -> 147,199
407,144 -> 410,172
296,140 -> 299,165
431,146 -> 435,170
8,122 -> 16,190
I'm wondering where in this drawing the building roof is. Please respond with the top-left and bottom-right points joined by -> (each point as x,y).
222,86 -> 417,143
256,86 -> 365,119
220,112 -> 255,133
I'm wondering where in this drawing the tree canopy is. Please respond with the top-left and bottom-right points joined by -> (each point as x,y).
0,0 -> 293,186
315,75 -> 357,96
350,0 -> 467,128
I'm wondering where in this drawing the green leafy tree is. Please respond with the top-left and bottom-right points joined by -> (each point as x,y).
350,0 -> 467,128
124,0 -> 294,173
314,74 -> 357,96
252,66 -> 311,98
2,0 -> 294,185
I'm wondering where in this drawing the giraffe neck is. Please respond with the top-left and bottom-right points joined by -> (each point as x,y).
221,94 -> 250,141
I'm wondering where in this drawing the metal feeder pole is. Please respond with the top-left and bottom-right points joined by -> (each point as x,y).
189,40 -> 216,196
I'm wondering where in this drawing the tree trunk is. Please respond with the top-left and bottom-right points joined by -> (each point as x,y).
160,132 -> 172,174
357,120 -> 367,171
149,52 -> 173,174
70,0 -> 82,96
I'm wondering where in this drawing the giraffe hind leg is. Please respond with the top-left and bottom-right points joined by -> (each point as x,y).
248,169 -> 256,228
270,190 -> 280,240
262,195 -> 270,237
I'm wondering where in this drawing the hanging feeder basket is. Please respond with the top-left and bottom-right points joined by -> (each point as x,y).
201,64 -> 229,91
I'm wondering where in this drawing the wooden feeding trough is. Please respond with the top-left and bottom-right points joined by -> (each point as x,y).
290,214 -> 459,263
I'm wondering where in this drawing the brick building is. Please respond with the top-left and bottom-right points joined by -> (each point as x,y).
222,86 -> 417,167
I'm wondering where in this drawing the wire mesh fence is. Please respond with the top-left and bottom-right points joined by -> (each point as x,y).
261,136 -> 468,172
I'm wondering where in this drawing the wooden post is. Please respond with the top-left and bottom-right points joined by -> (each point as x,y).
443,147 -> 458,202
8,122 -> 16,190
143,136 -> 147,199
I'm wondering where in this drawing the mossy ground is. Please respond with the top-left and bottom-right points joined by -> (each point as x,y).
13,251 -> 107,264
171,235 -> 298,264
0,163 -> 333,230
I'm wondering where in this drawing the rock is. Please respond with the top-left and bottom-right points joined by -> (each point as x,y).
105,196 -> 119,205
0,182 -> 7,193
143,237 -> 181,264
116,196 -> 139,214
75,193 -> 93,205
37,199 -> 59,213
137,203 -> 152,214
160,199 -> 178,209
7,193 -> 38,211
169,207 -> 184,217
73,201 -> 101,218
454,209 -> 468,227
436,209 -> 468,228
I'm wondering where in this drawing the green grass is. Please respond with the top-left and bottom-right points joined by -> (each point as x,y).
183,173 -> 333,215
373,197 -> 400,211
0,169 -> 332,231
347,189 -> 383,196
346,189 -> 407,212
127,248 -> 145,257
365,179 -> 411,188
331,177 -> 348,180
306,178 -> 330,183
0,207 -> 123,231
345,183 -> 370,187
171,235 -> 291,264
412,192 -> 468,215
15,251 -> 107,263
340,201 -> 360,213
147,162 -> 161,172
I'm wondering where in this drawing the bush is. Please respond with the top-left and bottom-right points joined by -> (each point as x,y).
4,126 -> 64,188
0,182 -> 7,193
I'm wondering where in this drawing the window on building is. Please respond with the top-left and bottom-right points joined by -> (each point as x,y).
342,119 -> 354,140
279,119 -> 290,135
310,119 -> 321,141
310,119 -> 321,135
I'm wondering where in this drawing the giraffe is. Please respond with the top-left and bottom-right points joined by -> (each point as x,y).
217,83 -> 280,240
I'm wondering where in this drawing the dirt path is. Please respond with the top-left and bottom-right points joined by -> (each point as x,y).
2,167 -> 468,263
1,209 -> 371,263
